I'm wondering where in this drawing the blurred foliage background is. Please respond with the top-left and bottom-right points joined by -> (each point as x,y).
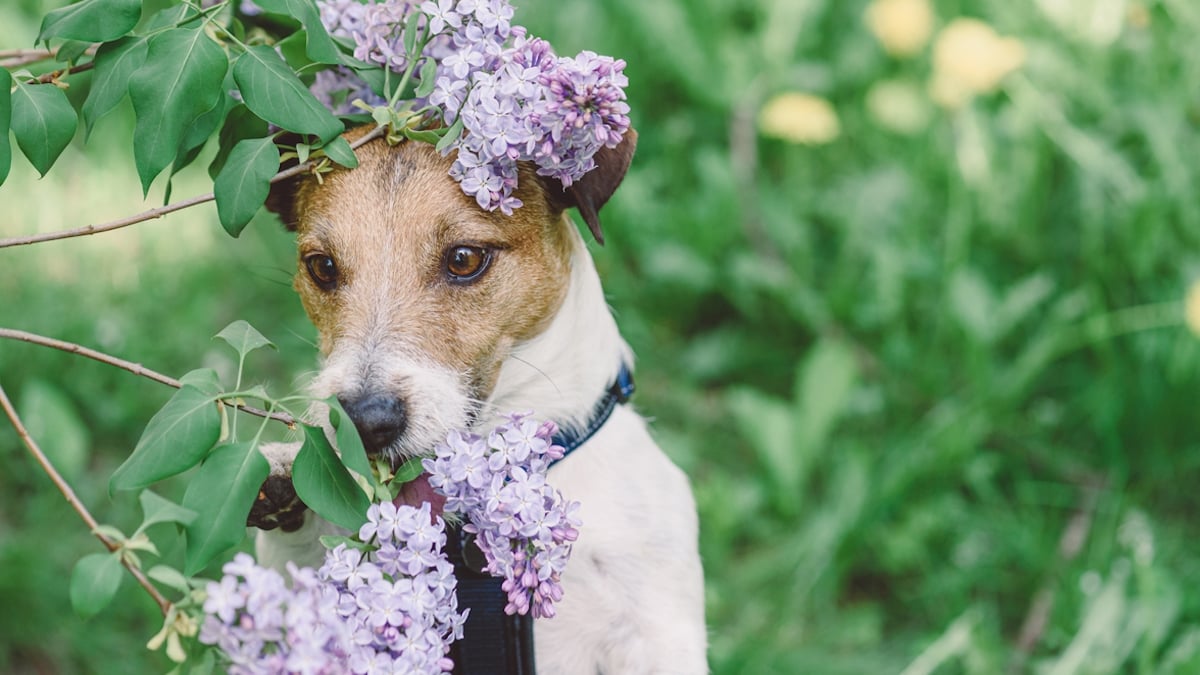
3,0 -> 1200,673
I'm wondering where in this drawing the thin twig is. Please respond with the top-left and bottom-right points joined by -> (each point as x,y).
29,61 -> 95,84
1010,473 -> 1105,671
0,52 -> 51,68
0,125 -> 387,249
0,328 -> 296,428
0,381 -> 172,616
0,48 -> 54,59
0,46 -> 96,69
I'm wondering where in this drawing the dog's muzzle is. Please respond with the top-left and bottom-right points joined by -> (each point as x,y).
338,393 -> 409,455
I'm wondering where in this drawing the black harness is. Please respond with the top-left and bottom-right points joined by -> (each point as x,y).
446,365 -> 635,674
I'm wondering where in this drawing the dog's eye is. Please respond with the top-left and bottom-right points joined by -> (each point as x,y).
304,254 -> 339,290
445,246 -> 491,282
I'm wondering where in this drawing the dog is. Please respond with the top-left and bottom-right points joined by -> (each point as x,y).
250,126 -> 708,674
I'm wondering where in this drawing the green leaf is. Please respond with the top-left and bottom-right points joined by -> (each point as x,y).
110,385 -> 221,492
435,116 -> 464,153
293,424 -> 370,532
794,339 -> 857,455
145,565 -> 190,595
232,46 -> 343,141
213,136 -> 280,236
81,35 -> 149,136
143,2 -> 196,31
415,57 -> 438,98
165,93 -> 231,203
55,40 -> 92,65
349,62 -> 387,99
10,80 -> 78,177
38,0 -> 141,44
137,490 -> 197,533
402,16 -> 419,56
69,552 -> 124,619
0,69 -> 11,186
178,367 -> 223,395
182,442 -> 270,575
215,320 -> 275,358
318,535 -> 372,551
92,524 -> 127,543
727,387 -> 799,511
172,92 -> 232,176
208,104 -> 268,179
123,533 -> 160,556
392,457 -> 424,484
320,135 -> 358,168
19,379 -> 89,483
253,0 -> 342,65
403,126 -> 441,145
325,399 -> 371,480
129,27 -> 228,194
949,268 -> 996,344
275,30 -> 316,72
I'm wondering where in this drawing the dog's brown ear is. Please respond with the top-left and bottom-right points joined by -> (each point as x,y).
265,133 -> 305,231
543,128 -> 637,245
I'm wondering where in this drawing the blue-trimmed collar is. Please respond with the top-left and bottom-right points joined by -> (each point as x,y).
548,362 -> 635,465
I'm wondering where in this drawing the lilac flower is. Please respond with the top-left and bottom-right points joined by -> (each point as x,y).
425,412 -> 581,618
318,0 -> 368,38
352,2 -> 413,70
310,0 -> 631,216
420,0 -> 462,35
199,503 -> 465,674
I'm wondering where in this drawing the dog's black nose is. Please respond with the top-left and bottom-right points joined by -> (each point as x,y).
337,394 -> 408,455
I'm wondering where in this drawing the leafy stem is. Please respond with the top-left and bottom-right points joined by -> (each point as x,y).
387,18 -> 431,109
0,328 -> 296,428
0,381 -> 172,616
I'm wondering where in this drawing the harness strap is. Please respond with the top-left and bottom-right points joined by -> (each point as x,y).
549,362 -> 636,465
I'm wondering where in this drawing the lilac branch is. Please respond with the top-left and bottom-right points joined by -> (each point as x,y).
0,328 -> 296,428
0,125 -> 387,249
28,61 -> 95,84
0,381 -> 172,616
0,46 -> 95,69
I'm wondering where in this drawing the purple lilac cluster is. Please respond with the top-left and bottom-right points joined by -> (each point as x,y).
424,412 -> 582,618
198,502 -> 465,674
313,0 -> 631,215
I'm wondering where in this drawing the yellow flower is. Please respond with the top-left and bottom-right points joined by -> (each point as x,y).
865,79 -> 932,135
1186,280 -> 1200,337
1127,2 -> 1151,30
864,0 -> 935,57
930,18 -> 1026,109
758,93 -> 841,145
146,608 -> 197,664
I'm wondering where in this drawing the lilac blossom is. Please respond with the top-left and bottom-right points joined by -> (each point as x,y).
199,411 -> 578,669
425,412 -> 581,618
199,502 -> 465,674
310,0 -> 631,216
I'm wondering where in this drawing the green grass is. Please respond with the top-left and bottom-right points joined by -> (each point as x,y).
4,0 -> 1200,673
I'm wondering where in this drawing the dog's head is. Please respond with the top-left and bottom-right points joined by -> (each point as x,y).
267,126 -> 635,462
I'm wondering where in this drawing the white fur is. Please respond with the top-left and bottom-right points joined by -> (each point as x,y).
257,223 -> 708,673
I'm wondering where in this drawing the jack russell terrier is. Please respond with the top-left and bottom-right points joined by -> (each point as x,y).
250,126 -> 707,673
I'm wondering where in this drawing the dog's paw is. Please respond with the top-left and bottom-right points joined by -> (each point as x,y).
246,441 -> 307,532
247,474 -> 308,532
